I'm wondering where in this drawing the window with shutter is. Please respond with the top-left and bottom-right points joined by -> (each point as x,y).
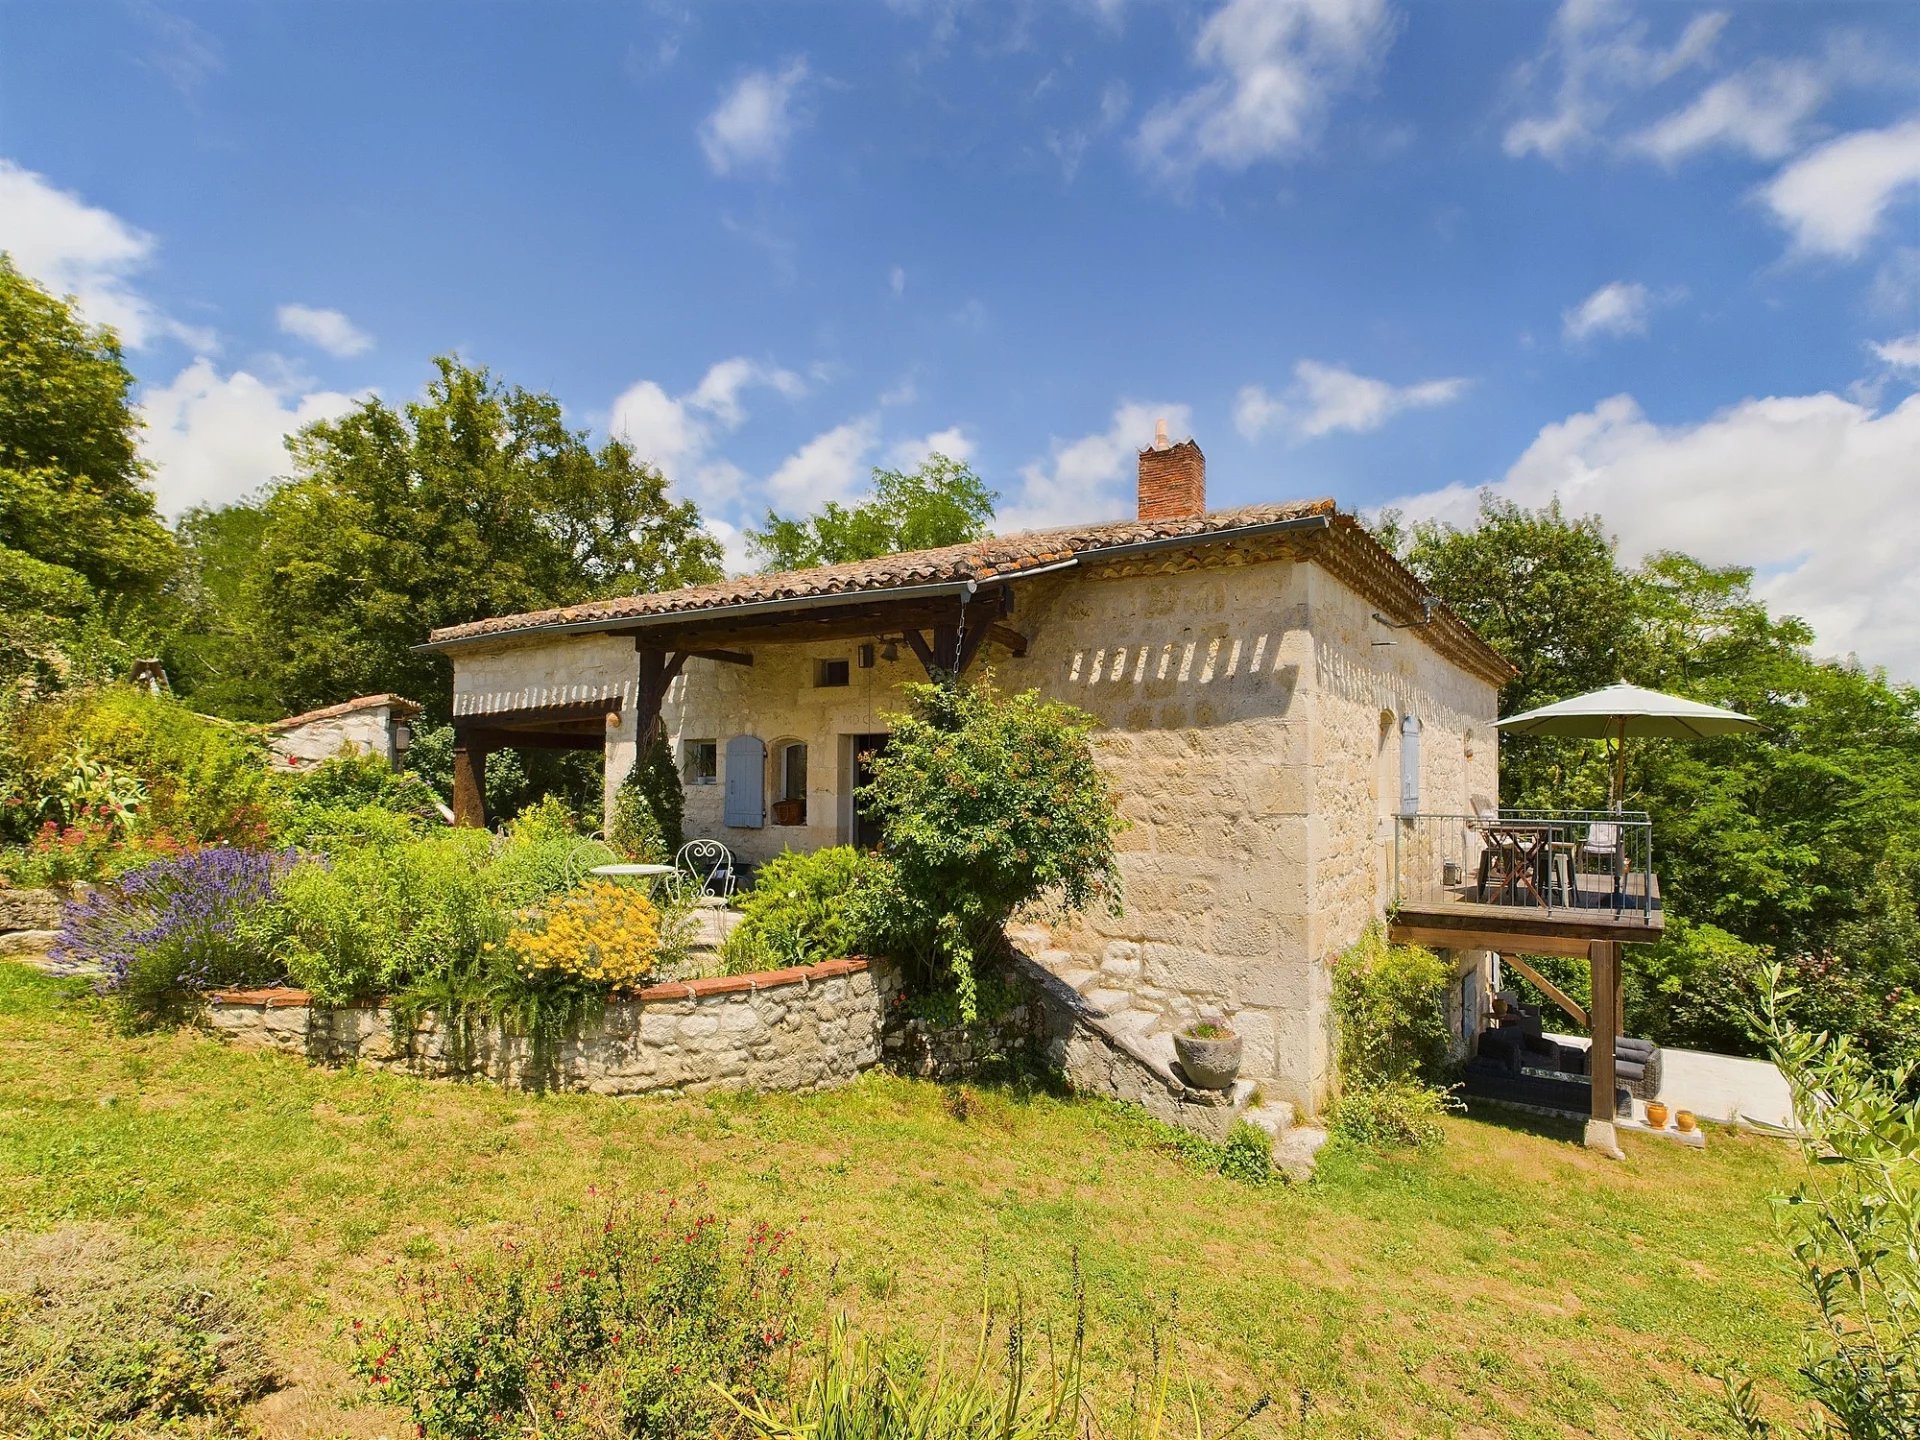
724,735 -> 766,828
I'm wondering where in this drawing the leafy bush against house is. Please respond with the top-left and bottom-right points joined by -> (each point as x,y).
0,1222 -> 275,1439
853,679 -> 1123,1021
1330,927 -> 1460,1150
357,1197 -> 800,1440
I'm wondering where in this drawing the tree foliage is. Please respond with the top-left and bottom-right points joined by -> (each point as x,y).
1724,965 -> 1919,1440
0,257 -> 177,692
746,453 -> 996,571
207,356 -> 722,719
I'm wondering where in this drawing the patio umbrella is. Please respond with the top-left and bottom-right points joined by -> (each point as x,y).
1494,680 -> 1764,808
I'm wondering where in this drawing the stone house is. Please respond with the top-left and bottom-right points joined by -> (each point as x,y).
423,432 -> 1511,1114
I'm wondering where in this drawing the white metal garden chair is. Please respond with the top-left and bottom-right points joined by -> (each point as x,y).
674,839 -> 737,907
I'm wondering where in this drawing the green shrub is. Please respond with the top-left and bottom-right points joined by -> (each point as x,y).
852,679 -> 1123,1021
254,831 -> 502,1003
272,749 -> 442,849
1327,1080 -> 1461,1150
358,1197 -> 801,1440
608,733 -> 683,861
9,685 -> 271,847
732,846 -> 876,969
1332,925 -> 1453,1086
0,1223 -> 275,1437
1721,965 -> 1920,1440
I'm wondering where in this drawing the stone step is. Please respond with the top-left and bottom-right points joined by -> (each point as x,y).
1033,948 -> 1078,971
1054,966 -> 1100,995
1271,1125 -> 1330,1182
1102,1007 -> 1160,1039
1079,986 -> 1135,1016
1240,1098 -> 1298,1138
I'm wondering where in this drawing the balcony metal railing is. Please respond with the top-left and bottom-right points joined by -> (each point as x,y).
1392,808 -> 1656,925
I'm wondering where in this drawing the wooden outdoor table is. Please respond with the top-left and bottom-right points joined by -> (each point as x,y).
1478,822 -> 1554,907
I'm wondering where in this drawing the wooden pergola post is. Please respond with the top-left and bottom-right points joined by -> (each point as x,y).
1586,939 -> 1624,1157
452,733 -> 489,828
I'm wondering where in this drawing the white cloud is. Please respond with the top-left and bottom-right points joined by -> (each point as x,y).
885,425 -> 975,470
1504,0 -> 1726,163
0,158 -> 211,350
1002,401 -> 1190,531
1871,333 -> 1920,372
1384,390 -> 1920,681
139,358 -> 359,515
703,516 -> 757,579
765,417 -> 879,510
1630,60 -> 1824,164
1562,280 -> 1652,341
1236,360 -> 1468,441
1760,118 -> 1920,260
1134,0 -> 1395,180
889,264 -> 906,297
275,303 -> 374,358
608,356 -> 806,505
1047,79 -> 1131,180
699,59 -> 810,176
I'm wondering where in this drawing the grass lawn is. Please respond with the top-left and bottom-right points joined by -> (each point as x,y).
0,960 -> 1810,1439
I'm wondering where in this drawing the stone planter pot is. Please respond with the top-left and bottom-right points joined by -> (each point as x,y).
1172,1025 -> 1242,1091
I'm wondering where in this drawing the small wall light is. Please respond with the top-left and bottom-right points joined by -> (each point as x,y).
393,722 -> 413,754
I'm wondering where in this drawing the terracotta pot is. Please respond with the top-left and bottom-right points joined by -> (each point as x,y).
1675,1109 -> 1697,1133
1172,1026 -> 1242,1091
770,799 -> 806,826
1645,1101 -> 1669,1129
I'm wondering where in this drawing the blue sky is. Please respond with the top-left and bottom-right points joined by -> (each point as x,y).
3,0 -> 1917,674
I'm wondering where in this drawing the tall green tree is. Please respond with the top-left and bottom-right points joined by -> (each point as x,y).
746,453 -> 996,571
159,503 -> 278,720
241,356 -> 724,719
0,256 -> 176,680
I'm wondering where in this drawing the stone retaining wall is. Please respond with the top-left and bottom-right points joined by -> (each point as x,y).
0,887 -> 62,958
208,958 -> 896,1097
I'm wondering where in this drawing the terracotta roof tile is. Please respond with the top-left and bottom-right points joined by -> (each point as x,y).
427,499 -> 1338,647
267,693 -> 422,732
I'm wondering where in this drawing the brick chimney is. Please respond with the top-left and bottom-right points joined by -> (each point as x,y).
1137,418 -> 1205,521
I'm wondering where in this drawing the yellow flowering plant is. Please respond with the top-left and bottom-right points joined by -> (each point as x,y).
500,880 -> 662,990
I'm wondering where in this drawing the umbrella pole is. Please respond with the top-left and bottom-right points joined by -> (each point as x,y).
1609,718 -> 1627,812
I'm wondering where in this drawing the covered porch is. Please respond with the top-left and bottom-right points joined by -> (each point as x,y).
442,578 -> 1038,832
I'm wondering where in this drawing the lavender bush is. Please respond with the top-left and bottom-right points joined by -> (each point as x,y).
52,847 -> 295,1030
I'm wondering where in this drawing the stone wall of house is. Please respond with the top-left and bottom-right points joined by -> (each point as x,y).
207,958 -> 894,1097
1002,559 -> 1326,1103
664,640 -> 923,866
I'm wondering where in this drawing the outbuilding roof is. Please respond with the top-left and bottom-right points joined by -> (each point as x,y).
267,693 -> 422,732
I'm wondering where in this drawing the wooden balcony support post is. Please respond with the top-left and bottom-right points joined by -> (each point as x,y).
1585,939 -> 1625,1158
634,645 -> 689,745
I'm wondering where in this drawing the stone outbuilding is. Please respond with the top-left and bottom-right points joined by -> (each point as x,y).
266,693 -> 421,771
421,431 -> 1512,1116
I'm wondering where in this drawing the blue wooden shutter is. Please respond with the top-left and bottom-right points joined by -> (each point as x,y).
724,735 -> 765,828
1399,715 -> 1422,817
